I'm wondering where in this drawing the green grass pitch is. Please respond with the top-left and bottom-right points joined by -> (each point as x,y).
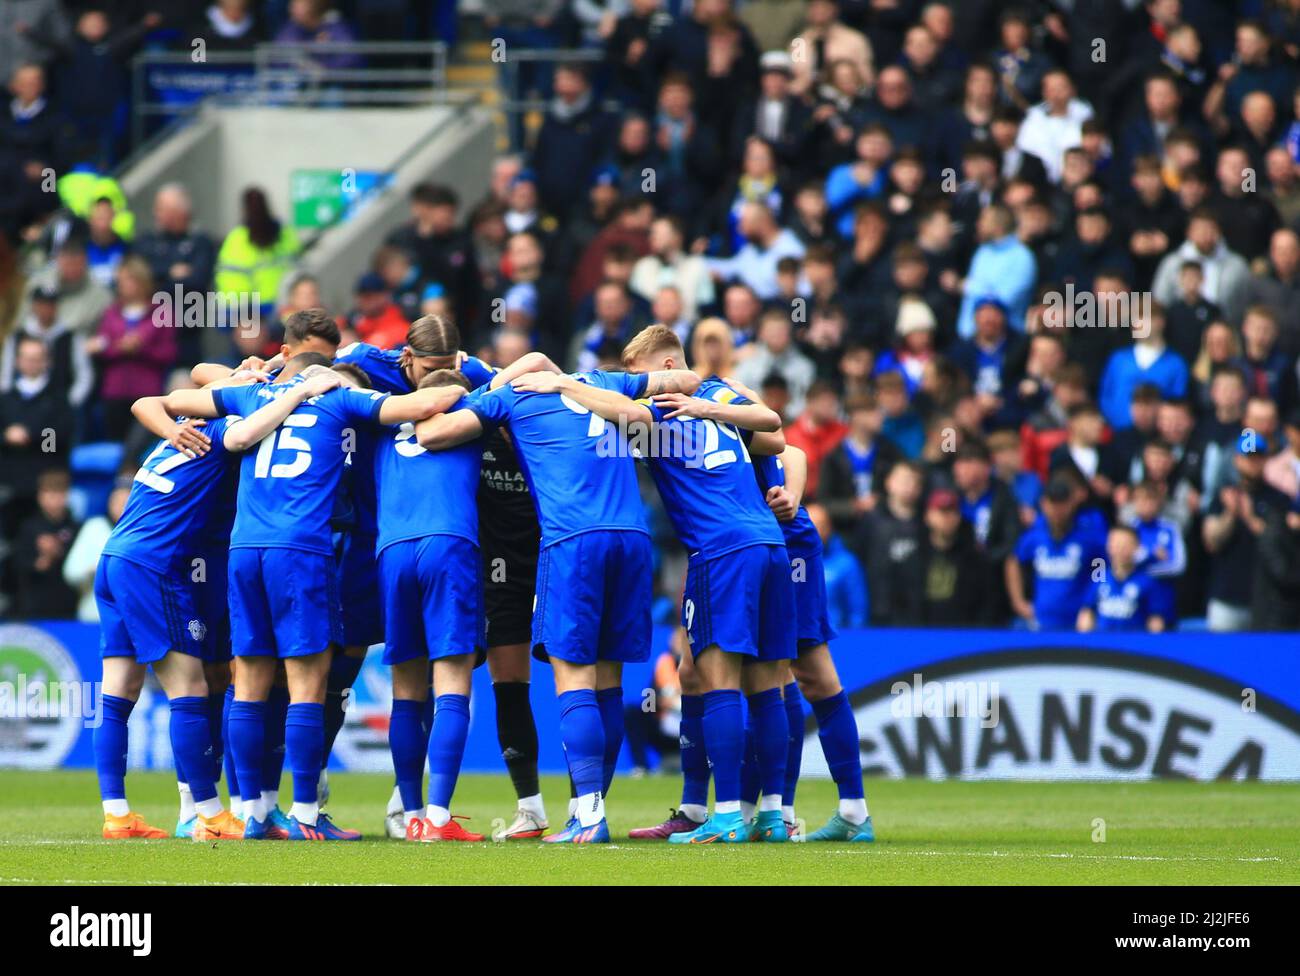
1,771 -> 1297,885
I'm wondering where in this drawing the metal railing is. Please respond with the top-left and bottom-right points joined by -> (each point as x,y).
129,41 -> 450,149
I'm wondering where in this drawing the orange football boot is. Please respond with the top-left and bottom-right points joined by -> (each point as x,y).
410,815 -> 485,842
102,811 -> 168,839
193,810 -> 246,841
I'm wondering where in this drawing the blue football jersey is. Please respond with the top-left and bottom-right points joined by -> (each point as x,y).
639,377 -> 784,558
335,341 -> 496,394
1085,567 -> 1162,631
338,426 -> 380,536
212,378 -> 389,555
752,453 -> 820,555
331,345 -> 492,536
373,402 -> 482,554
466,370 -> 649,547
102,417 -> 236,573
1015,515 -> 1107,629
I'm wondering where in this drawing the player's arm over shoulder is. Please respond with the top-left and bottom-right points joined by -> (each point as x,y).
489,351 -> 560,390
375,384 -> 465,425
641,369 -> 702,397
571,372 -> 656,427
416,402 -> 485,451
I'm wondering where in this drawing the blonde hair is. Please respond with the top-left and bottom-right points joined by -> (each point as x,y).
622,323 -> 684,367
689,317 -> 734,375
1192,321 -> 1240,385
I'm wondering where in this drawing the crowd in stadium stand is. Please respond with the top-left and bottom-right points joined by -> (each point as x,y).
4,0 -> 1300,634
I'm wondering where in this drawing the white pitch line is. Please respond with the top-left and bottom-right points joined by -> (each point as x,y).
0,876 -> 393,886
0,845 -> 1284,865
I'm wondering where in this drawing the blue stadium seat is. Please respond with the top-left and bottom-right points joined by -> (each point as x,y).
70,442 -> 126,520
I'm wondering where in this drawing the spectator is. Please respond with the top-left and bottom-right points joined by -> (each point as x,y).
606,0 -> 675,113
706,200 -> 805,300
0,334 -> 75,535
1252,499 -> 1300,630
1124,478 -> 1187,621
1098,304 -> 1189,430
950,296 -> 1028,430
1007,475 -> 1107,631
88,256 -> 176,439
994,9 -> 1050,110
62,480 -> 130,622
784,380 -> 848,498
913,488 -> 989,627
215,186 -> 300,326
819,391 -> 897,536
84,196 -> 129,289
806,502 -> 867,629
876,369 -> 925,459
733,51 -> 813,173
956,203 -> 1037,338
373,245 -> 424,325
951,439 -> 1021,607
1203,435 -> 1289,631
1015,68 -> 1093,184
1152,208 -> 1250,325
1245,228 -> 1300,355
853,460 -> 924,626
1163,259 -> 1218,367
531,63 -> 614,220
0,285 -> 92,407
1,63 -> 67,176
630,215 -> 714,320
573,280 -> 639,372
342,271 -> 408,351
734,308 -> 816,417
1233,305 -> 1297,416
274,0 -> 361,72
0,2 -> 71,83
133,184 -> 216,365
10,468 -> 80,619
1049,401 -> 1125,510
1264,409 -> 1300,500
790,0 -> 874,98
1076,524 -> 1168,633
385,182 -> 480,328
21,238 -> 111,336
189,0 -> 264,54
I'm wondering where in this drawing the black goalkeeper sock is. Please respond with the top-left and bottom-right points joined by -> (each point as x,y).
492,681 -> 540,800
322,653 -> 365,765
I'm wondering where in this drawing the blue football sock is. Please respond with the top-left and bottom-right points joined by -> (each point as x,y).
221,686 -> 239,800
702,689 -> 743,805
420,695 -> 435,739
390,698 -> 426,813
94,694 -> 134,803
169,696 -> 217,803
207,691 -> 226,781
749,687 -> 788,800
427,694 -> 471,812
739,714 -> 760,805
228,699 -> 265,811
261,686 -> 289,798
813,691 -> 864,800
783,682 -> 804,807
557,689 -> 604,801
285,702 -> 325,806
596,687 -> 624,796
679,694 -> 709,808
322,653 -> 365,767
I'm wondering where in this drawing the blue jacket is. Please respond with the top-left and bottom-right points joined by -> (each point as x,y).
1099,346 -> 1188,429
956,235 -> 1037,338
825,163 -> 885,239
